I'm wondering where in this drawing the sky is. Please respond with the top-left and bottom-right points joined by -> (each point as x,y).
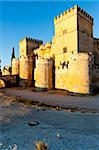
0,0 -> 99,68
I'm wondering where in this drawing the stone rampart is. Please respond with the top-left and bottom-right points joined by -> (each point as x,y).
0,75 -> 19,88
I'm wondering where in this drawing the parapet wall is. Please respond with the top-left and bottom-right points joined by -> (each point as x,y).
19,37 -> 43,45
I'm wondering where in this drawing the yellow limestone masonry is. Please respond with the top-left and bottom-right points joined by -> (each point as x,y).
34,58 -> 53,89
12,58 -> 19,75
8,5 -> 99,94
18,37 -> 42,86
55,53 -> 93,94
2,66 -> 11,76
34,43 -> 52,59
66,53 -> 92,94
19,56 -> 33,80
0,79 -> 5,88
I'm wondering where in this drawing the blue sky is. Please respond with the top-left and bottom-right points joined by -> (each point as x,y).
0,0 -> 99,68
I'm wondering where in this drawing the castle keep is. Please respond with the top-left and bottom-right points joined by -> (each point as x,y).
1,5 -> 99,94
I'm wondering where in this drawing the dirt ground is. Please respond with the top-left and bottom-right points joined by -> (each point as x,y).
1,88 -> 99,112
0,91 -> 99,150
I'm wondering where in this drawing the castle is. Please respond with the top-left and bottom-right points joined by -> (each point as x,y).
1,5 -> 99,94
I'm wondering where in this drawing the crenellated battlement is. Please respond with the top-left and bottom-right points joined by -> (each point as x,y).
20,37 -> 43,44
54,5 -> 93,24
77,5 -> 93,21
26,37 -> 43,44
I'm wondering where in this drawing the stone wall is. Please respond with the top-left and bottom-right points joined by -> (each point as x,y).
34,58 -> 53,89
19,37 -> 43,57
93,39 -> 99,89
55,53 -> 93,94
0,79 -> 5,88
53,5 -> 78,55
0,75 -> 19,88
78,11 -> 94,53
2,66 -> 11,76
53,5 -> 94,56
12,58 -> 19,75
94,38 -> 99,65
93,66 -> 99,88
34,43 -> 52,59
19,56 -> 34,86
78,32 -> 93,53
67,53 -> 93,94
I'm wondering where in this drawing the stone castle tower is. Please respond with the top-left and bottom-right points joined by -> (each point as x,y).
51,5 -> 94,94
33,5 -> 96,94
19,37 -> 43,86
10,5 -> 99,94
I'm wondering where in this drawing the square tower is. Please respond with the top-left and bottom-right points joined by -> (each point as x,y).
52,5 -> 94,55
19,37 -> 43,57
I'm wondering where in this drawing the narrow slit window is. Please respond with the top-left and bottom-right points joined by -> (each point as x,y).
63,47 -> 67,53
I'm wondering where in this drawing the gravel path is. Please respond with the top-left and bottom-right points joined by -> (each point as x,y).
1,88 -> 99,111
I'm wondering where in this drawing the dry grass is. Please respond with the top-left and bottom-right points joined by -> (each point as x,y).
36,141 -> 48,150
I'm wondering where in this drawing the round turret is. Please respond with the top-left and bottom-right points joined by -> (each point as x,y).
34,58 -> 53,89
19,55 -> 34,86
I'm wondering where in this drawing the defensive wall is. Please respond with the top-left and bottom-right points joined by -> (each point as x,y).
2,66 -> 11,76
0,75 -> 19,88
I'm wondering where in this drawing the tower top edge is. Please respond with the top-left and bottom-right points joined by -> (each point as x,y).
19,37 -> 43,44
54,5 -> 93,23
